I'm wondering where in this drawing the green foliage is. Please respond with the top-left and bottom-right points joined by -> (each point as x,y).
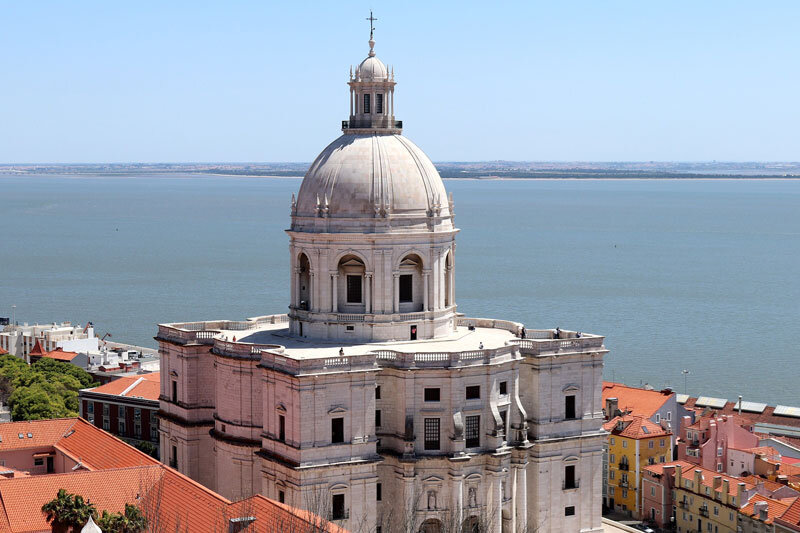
0,354 -> 96,421
131,439 -> 159,459
96,503 -> 148,533
41,488 -> 97,529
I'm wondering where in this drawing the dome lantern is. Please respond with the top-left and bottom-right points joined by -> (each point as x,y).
342,12 -> 401,133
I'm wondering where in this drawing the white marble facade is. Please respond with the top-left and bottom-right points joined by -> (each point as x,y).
157,32 -> 607,533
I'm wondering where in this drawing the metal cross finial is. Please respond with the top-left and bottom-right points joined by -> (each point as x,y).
366,11 -> 377,40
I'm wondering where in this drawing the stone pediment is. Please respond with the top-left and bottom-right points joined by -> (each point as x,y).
340,258 -> 365,267
400,258 -> 419,266
328,406 -> 348,415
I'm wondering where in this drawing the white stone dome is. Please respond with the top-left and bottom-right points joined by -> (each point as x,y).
358,55 -> 387,81
293,134 -> 452,232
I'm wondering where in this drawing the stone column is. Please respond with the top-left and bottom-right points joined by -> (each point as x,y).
492,473 -> 503,533
513,461 -> 528,532
422,270 -> 430,312
350,88 -> 354,116
365,272 -> 372,314
451,473 -> 464,529
391,87 -> 394,117
331,273 -> 339,313
309,270 -> 316,312
393,272 -> 400,313
293,266 -> 300,309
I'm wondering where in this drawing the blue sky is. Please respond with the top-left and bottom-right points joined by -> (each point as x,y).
2,1 -> 798,163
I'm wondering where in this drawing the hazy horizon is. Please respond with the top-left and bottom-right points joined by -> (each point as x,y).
2,2 -> 799,163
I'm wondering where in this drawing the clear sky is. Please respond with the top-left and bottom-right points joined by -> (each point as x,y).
2,1 -> 798,163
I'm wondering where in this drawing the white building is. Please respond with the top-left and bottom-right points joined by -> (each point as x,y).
0,322 -> 98,362
157,28 -> 608,533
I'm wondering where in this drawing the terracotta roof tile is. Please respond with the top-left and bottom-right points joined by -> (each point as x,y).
603,382 -> 673,419
28,340 -> 45,357
39,349 -> 79,362
777,496 -> 800,527
0,419 -> 75,451
741,493 -> 792,524
604,414 -> 671,439
54,418 -> 158,470
683,396 -> 800,430
83,373 -> 160,402
0,347 -> 8,355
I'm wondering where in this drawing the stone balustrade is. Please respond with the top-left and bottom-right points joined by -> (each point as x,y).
510,336 -> 604,355
213,340 -> 285,360
157,314 -> 289,345
372,343 -> 517,369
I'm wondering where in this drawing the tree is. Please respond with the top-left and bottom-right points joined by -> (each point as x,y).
41,489 -> 97,533
97,503 -> 148,533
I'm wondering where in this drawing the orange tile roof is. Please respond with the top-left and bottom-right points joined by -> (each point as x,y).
230,494 -> 349,533
603,381 -> 673,418
0,418 -> 342,533
0,347 -> 7,355
39,349 -> 79,362
83,373 -> 160,402
741,475 -> 787,494
604,414 -> 671,439
28,340 -> 45,357
0,419 -> 75,451
741,493 -> 793,524
647,460 -> 754,496
643,460 -> 695,476
777,496 -> 800,528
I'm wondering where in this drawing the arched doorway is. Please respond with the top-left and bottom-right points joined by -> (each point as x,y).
337,254 -> 366,313
419,518 -> 442,533
297,253 -> 311,310
398,253 -> 424,312
462,516 -> 481,533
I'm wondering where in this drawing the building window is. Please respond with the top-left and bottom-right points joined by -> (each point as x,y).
610,453 -> 615,463
279,415 -> 286,442
332,494 -> 346,520
375,386 -> 381,399
118,419 -> 126,434
622,440 -> 627,448
363,94 -> 370,114
377,483 -> 382,501
651,486 -> 656,497
564,465 -> 576,489
399,274 -> 413,302
331,417 -> 344,444
102,403 -> 109,416
424,388 -> 440,402
622,489 -> 628,499
565,395 -> 576,419
656,413 -> 661,423
565,506 -> 575,516
278,490 -> 285,504
170,445 -> 178,469
499,381 -> 507,395
171,380 -> 178,402
346,275 -> 362,303
376,93 -> 383,114
375,409 -> 381,428
649,440 -> 654,449
660,438 -> 666,447
466,385 -> 480,400
34,458 -> 44,466
465,415 -> 480,448
716,463 -> 722,472
87,403 -> 94,414
609,486 -> 615,496
424,418 -> 440,450
103,418 -> 110,431
118,405 -> 125,417
610,470 -> 615,480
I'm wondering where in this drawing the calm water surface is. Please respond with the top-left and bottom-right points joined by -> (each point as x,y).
1,175 -> 798,405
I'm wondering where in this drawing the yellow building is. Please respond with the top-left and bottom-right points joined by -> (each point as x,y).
605,414 -> 672,517
673,463 -> 755,533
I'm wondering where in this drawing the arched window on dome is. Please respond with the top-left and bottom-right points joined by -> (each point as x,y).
398,254 -> 423,313
337,255 -> 366,313
297,253 -> 311,311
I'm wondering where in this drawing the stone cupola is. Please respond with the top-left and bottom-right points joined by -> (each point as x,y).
286,20 -> 458,343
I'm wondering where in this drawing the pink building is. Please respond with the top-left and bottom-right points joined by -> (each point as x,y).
678,413 -> 758,475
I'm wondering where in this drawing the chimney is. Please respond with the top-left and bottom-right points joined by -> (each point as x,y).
738,395 -> 743,415
229,517 -> 256,533
722,479 -> 730,502
694,469 -> 703,489
713,476 -> 722,489
606,397 -> 618,419
675,464 -> 683,485
754,501 -> 768,521
737,482 -> 746,508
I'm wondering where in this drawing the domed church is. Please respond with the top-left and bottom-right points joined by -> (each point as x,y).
157,20 -> 607,533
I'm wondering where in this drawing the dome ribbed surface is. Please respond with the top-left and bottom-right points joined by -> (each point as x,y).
294,134 -> 450,225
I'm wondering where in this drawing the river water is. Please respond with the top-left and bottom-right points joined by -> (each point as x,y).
1,175 -> 798,405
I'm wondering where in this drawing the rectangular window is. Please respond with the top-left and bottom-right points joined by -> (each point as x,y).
376,93 -> 383,114
331,417 -> 344,444
118,419 -> 126,434
610,470 -> 615,480
279,415 -> 286,442
610,437 -> 615,445
118,405 -> 125,417
171,445 -> 178,469
172,380 -> 178,402
610,453 -> 615,463
660,439 -> 666,447
279,490 -> 285,504
499,381 -> 507,395
34,458 -> 44,466
363,93 -> 371,114
649,440 -> 654,448
565,506 -> 575,516
332,493 -> 346,520
375,409 -> 381,428
622,440 -> 627,448
424,388 -> 440,402
377,482 -> 382,501
103,403 -> 109,416
564,465 -> 576,489
399,274 -> 413,303
375,386 -> 381,400
565,395 -> 576,419
465,385 -> 480,400
424,418 -> 440,450
346,275 -> 362,303
88,402 -> 94,414
465,415 -> 480,448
